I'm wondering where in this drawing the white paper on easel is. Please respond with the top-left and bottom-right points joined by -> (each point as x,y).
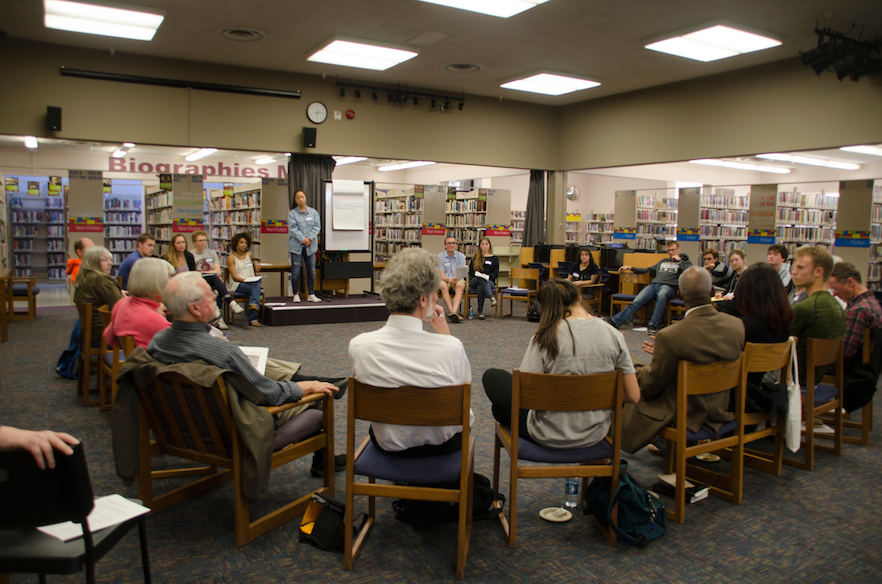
37,494 -> 150,542
332,194 -> 364,231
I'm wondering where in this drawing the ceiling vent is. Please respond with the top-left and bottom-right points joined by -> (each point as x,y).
218,29 -> 267,42
442,63 -> 482,73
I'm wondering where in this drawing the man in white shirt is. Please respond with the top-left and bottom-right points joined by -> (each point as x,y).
437,236 -> 467,323
349,247 -> 473,456
767,244 -> 793,293
190,230 -> 244,318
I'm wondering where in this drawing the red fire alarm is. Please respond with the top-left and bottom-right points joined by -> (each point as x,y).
346,109 -> 355,120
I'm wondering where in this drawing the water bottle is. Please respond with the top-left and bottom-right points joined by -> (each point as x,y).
468,307 -> 473,320
564,477 -> 579,509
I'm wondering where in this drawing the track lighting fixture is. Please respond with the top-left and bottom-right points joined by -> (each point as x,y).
335,80 -> 466,112
799,26 -> 882,82
355,86 -> 361,98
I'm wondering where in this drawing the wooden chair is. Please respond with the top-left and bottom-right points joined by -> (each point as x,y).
609,272 -> 651,325
464,284 -> 498,318
344,379 -> 474,580
783,337 -> 844,471
822,328 -> 879,446
497,268 -> 540,319
657,357 -> 743,524
581,283 -> 604,315
76,303 -> 106,407
222,267 -> 264,325
134,371 -> 334,546
686,342 -> 791,507
666,298 -> 686,326
8,277 -> 38,321
493,370 -> 624,549
0,276 -> 8,343
97,306 -> 134,412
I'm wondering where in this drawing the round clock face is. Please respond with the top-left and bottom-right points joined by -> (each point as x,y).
307,101 -> 328,124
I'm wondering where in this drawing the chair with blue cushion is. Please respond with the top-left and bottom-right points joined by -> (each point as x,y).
666,297 -> 686,325
656,356 -> 743,524
609,271 -> 651,325
492,369 -> 624,548
344,378 -> 474,580
783,336 -> 844,471
8,276 -> 39,321
497,267 -> 539,319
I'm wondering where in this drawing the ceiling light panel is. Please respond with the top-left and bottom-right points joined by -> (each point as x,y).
254,156 -> 276,165
308,40 -> 417,71
840,145 -> 882,157
44,0 -> 165,41
418,0 -> 550,18
333,156 -> 367,166
377,161 -> 436,172
646,25 -> 780,62
689,159 -> 790,174
501,73 -> 600,96
757,153 -> 860,170
185,148 -> 217,162
24,136 -> 38,149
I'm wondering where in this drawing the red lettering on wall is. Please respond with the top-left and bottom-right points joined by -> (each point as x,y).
185,165 -> 199,174
218,162 -> 231,176
173,164 -> 183,173
234,163 -> 240,177
109,158 -> 126,171
129,158 -> 136,172
156,163 -> 170,173
138,162 -> 154,173
257,168 -> 269,177
277,165 -> 288,178
202,165 -> 216,176
242,167 -> 255,177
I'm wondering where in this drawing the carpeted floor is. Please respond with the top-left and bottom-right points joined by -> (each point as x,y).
1,305 -> 881,583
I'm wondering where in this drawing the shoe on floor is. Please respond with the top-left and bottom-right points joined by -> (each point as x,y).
491,297 -> 497,307
213,317 -> 228,330
308,294 -> 322,303
247,304 -> 259,311
228,301 -> 244,314
332,378 -> 348,400
647,324 -> 658,336
292,293 -> 301,303
448,313 -> 460,323
310,452 -> 347,477
478,314 -> 485,320
250,320 -> 262,327
602,316 -> 620,329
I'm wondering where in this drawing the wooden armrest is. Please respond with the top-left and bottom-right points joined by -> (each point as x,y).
267,391 -> 326,414
583,282 -> 604,288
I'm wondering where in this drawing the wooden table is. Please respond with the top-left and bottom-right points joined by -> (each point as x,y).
258,263 -> 291,295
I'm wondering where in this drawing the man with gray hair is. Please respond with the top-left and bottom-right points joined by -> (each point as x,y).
620,266 -> 745,453
349,247 -> 473,456
146,271 -> 346,476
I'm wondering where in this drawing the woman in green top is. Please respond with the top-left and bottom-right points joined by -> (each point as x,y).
73,245 -> 122,345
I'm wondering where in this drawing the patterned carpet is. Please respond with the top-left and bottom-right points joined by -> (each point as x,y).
1,305 -> 881,583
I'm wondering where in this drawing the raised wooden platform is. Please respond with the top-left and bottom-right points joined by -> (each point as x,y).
262,293 -> 388,326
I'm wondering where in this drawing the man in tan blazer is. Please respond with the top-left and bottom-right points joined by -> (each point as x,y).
621,266 -> 745,454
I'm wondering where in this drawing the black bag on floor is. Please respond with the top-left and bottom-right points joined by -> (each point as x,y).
392,473 -> 504,523
299,492 -> 366,552
527,299 -> 541,322
55,319 -> 80,380
583,460 -> 666,547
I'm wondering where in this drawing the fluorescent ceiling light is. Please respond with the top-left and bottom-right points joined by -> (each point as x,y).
417,0 -> 549,18
184,148 -> 217,162
377,161 -> 436,172
675,182 -> 703,189
112,142 -> 135,158
308,40 -> 417,71
254,156 -> 276,165
24,136 -> 38,149
333,156 -> 367,166
690,159 -> 791,174
757,153 -> 860,171
646,25 -> 780,62
501,73 -> 600,96
44,0 -> 164,41
840,145 -> 882,157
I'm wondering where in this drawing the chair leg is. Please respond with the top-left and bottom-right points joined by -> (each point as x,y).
138,520 -> 153,584
508,452 -> 518,549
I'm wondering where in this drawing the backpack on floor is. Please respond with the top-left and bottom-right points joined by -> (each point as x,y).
392,473 -> 504,523
527,299 -> 541,322
583,460 -> 666,547
55,319 -> 80,380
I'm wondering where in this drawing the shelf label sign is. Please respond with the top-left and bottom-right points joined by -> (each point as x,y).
566,213 -> 581,221
485,224 -> 511,236
834,230 -> 871,248
747,229 -> 776,244
172,219 -> 204,233
422,222 -> 446,236
677,227 -> 699,242
261,219 -> 288,234
613,227 -> 636,240
69,217 -> 104,233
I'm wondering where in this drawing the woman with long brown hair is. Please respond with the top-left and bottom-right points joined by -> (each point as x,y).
163,233 -> 196,273
483,279 -> 640,448
468,236 -> 499,320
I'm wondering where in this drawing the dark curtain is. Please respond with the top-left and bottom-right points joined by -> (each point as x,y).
288,155 -> 336,209
523,170 -> 546,248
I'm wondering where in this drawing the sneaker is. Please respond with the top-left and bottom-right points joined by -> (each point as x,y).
308,294 -> 322,303
603,316 -> 620,329
229,301 -> 244,315
647,323 -> 658,336
292,293 -> 301,303
478,313 -> 485,320
310,452 -> 347,478
490,297 -> 497,307
250,320 -> 262,327
213,317 -> 228,330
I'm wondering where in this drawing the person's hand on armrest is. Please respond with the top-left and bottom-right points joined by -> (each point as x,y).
618,265 -> 632,273
299,380 -> 338,398
0,426 -> 79,469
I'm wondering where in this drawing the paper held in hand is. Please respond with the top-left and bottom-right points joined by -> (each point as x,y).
243,276 -> 262,284
37,494 -> 150,542
239,346 -> 269,375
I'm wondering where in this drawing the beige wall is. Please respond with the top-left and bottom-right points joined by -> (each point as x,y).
557,58 -> 882,171
0,39 -> 558,171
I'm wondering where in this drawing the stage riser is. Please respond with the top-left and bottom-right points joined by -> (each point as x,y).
261,295 -> 389,326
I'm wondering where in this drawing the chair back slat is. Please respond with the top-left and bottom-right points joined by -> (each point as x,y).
351,380 -> 469,426
679,357 -> 743,397
98,305 -> 112,329
510,268 -> 539,290
76,302 -> 93,347
119,335 -> 136,358
619,272 -> 650,286
169,377 -> 213,455
806,337 -> 843,369
743,340 -> 792,380
515,370 -> 621,412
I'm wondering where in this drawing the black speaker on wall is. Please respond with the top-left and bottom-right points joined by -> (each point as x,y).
303,127 -> 316,148
47,106 -> 62,131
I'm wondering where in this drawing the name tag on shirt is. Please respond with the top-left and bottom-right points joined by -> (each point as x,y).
485,260 -> 492,265
306,217 -> 313,221
573,272 -> 580,278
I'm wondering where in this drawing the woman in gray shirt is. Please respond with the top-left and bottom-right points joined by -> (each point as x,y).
483,279 -> 640,449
